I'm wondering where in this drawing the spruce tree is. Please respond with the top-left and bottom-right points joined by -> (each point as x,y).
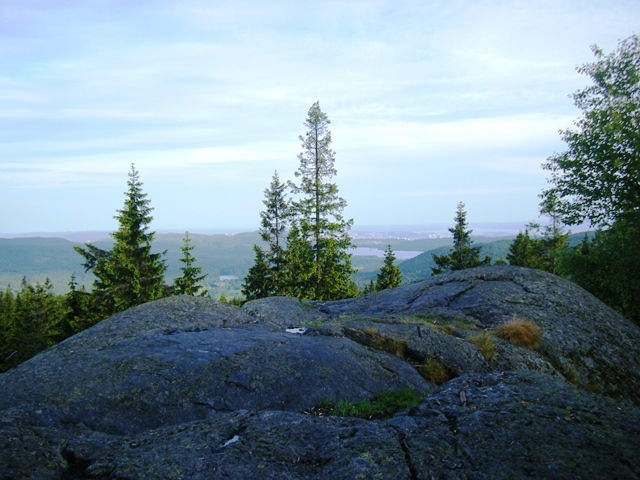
243,171 -> 291,299
242,246 -> 273,301
537,194 -> 570,275
289,101 -> 355,300
432,202 -> 491,275
173,232 -> 208,296
279,220 -> 316,299
0,287 -> 15,369
8,278 -> 65,367
507,230 -> 536,267
260,171 -> 290,293
75,164 -> 167,316
560,220 -> 640,325
362,280 -> 376,295
375,245 -> 403,291
508,196 -> 569,274
64,275 -> 92,334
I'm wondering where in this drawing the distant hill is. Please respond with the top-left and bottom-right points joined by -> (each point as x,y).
0,237 -> 94,292
0,234 -> 515,294
0,233 -> 261,296
398,238 -> 512,282
398,232 -> 593,283
353,237 -> 452,251
0,231 -> 594,296
0,231 -> 110,242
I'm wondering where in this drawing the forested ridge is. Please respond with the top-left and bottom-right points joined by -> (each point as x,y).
1,35 -> 639,372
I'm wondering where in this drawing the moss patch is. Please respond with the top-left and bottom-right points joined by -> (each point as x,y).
301,318 -> 326,327
311,389 -> 425,420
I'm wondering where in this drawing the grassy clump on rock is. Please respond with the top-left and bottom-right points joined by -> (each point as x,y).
362,327 -> 409,358
417,358 -> 450,385
312,388 -> 425,420
468,333 -> 497,360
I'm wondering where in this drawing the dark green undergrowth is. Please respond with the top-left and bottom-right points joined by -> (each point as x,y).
311,388 -> 426,420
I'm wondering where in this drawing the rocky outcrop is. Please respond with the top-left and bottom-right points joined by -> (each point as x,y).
0,297 -> 427,436
312,266 -> 640,403
0,266 -> 639,479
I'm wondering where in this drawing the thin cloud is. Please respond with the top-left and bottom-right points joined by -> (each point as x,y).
400,186 -> 526,198
1,0 -> 638,232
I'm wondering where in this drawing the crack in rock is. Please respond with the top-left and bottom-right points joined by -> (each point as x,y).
392,427 -> 418,480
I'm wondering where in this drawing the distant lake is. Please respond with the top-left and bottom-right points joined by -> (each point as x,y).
219,275 -> 239,281
349,247 -> 422,260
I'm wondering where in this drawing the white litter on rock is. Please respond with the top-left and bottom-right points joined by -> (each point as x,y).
221,435 -> 241,448
285,327 -> 307,334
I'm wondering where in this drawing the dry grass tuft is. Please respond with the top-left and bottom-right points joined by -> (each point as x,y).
495,317 -> 542,349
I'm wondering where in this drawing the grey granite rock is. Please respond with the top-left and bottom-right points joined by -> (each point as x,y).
1,267 -> 639,479
0,299 -> 428,437
3,372 -> 638,479
315,265 -> 640,403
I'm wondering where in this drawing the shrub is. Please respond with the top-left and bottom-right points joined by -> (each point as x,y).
468,333 -> 497,360
495,317 -> 542,349
417,358 -> 450,385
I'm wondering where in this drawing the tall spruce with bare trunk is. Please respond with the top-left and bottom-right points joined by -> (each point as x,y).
288,102 -> 356,300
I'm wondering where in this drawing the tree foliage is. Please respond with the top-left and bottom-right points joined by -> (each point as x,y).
173,232 -> 208,296
542,35 -> 640,227
375,245 -> 403,291
0,278 -> 68,372
561,218 -> 640,325
432,202 -> 491,274
362,280 -> 376,295
280,220 -> 316,299
508,196 -> 570,275
75,164 -> 167,316
541,35 -> 640,324
507,230 -> 537,268
507,226 -> 568,275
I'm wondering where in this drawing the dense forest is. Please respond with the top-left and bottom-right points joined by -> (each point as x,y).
1,35 -> 639,372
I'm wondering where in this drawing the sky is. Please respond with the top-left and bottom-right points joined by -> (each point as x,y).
1,0 -> 639,234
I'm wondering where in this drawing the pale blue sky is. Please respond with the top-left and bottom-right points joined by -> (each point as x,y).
1,1 -> 638,233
